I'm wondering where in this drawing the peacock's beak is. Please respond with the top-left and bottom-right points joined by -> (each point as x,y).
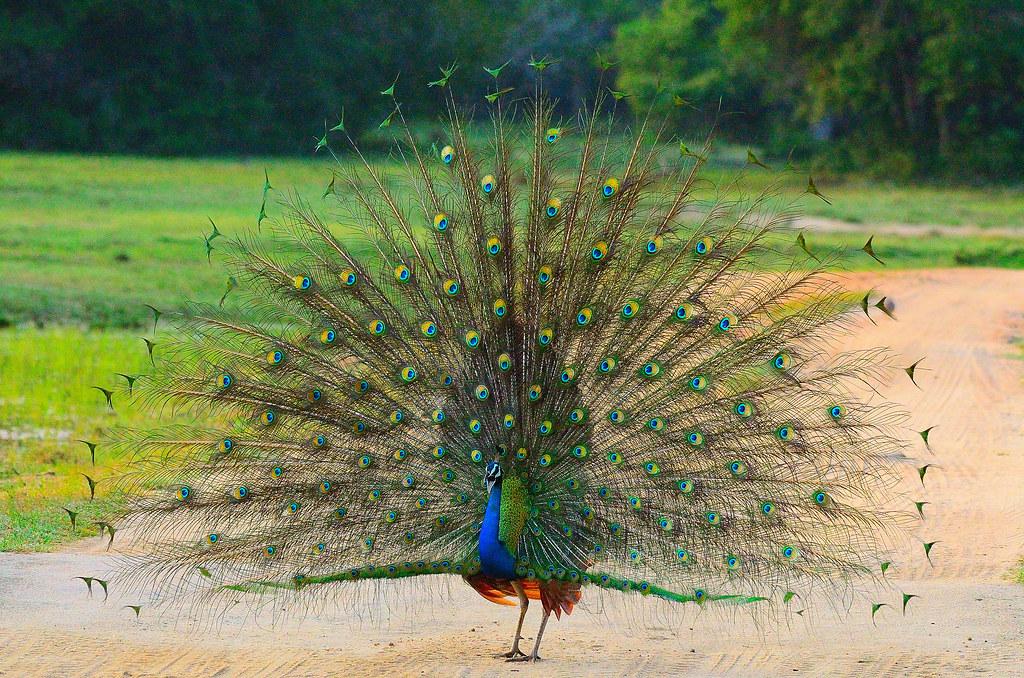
486,477 -> 496,495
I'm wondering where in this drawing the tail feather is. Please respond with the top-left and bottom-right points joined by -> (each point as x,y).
108,70 -> 914,617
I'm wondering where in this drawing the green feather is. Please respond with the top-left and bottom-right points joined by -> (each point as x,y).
498,475 -> 528,555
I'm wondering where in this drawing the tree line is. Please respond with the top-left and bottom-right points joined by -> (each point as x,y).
2,0 -> 1021,179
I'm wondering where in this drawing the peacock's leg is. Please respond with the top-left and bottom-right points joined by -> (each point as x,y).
510,608 -> 550,663
502,580 -> 529,658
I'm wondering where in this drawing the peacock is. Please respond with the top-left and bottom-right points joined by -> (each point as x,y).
107,61 -> 921,662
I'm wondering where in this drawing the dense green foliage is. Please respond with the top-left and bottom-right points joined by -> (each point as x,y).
0,0 -> 648,154
2,1 -> 1022,177
617,0 -> 1024,178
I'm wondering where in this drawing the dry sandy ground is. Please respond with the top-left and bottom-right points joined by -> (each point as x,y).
2,268 -> 1023,677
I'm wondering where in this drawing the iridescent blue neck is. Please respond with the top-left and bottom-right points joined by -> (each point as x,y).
478,483 -> 517,579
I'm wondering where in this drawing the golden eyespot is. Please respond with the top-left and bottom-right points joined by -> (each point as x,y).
545,198 -> 561,218
480,174 -> 496,195
339,269 -> 358,287
601,177 -> 619,198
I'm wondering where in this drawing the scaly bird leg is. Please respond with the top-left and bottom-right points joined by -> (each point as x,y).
510,608 -> 551,663
502,581 -> 529,659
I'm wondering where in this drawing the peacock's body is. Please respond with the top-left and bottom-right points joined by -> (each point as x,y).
112,63 -> 915,661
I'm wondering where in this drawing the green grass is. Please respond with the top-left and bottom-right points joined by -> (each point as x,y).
0,328 -> 153,550
2,151 -> 1023,329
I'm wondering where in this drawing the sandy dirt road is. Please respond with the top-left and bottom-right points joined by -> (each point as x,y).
2,268 -> 1023,677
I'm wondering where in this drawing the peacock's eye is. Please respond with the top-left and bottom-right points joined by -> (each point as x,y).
483,237 -> 501,257
369,319 -> 387,336
830,404 -> 846,420
219,373 -> 233,389
420,321 -> 438,337
340,269 -> 358,287
492,298 -> 508,318
394,264 -> 411,282
433,213 -> 449,232
399,366 -> 417,382
591,241 -> 609,261
481,175 -> 495,194
538,265 -> 553,286
621,299 -> 640,319
773,352 -> 792,370
320,329 -> 336,344
267,350 -> 284,365
602,177 -> 619,198
545,197 -> 562,219
497,353 -> 512,371
474,384 -> 489,400
735,401 -> 753,418
729,460 -> 747,477
674,302 -> 694,321
695,236 -> 713,255
293,275 -> 312,290
576,307 -> 593,326
640,361 -> 661,378
440,145 -> 455,165
443,279 -> 460,296
646,235 -> 663,255
545,128 -> 560,144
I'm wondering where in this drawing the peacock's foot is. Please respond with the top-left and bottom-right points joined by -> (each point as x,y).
502,649 -> 528,659
507,653 -> 541,663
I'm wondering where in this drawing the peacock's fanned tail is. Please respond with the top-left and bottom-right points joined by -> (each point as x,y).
110,69 -> 912,616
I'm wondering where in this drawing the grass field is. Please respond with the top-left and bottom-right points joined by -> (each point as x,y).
2,151 -> 1023,329
0,329 -> 149,550
2,149 -> 1024,551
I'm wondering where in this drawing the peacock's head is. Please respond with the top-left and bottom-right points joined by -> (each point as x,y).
485,460 -> 503,495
